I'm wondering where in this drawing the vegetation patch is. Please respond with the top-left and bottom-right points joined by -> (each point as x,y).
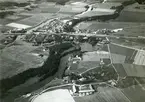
81,65 -> 118,82
0,2 -> 30,10
0,42 -> 73,96
46,0 -> 70,5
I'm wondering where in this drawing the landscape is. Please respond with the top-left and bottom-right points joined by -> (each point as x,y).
0,0 -> 145,102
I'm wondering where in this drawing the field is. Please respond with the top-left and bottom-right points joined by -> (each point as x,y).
134,50 -> 145,65
31,89 -> 75,102
0,44 -> 43,80
114,25 -> 145,36
113,64 -> 127,77
70,61 -> 100,74
111,53 -> 126,63
74,86 -> 130,102
110,38 -> 145,49
17,13 -> 54,26
92,2 -> 122,9
122,64 -> 145,77
38,2 -> 60,13
75,21 -> 145,32
115,10 -> 145,22
0,57 -> 24,80
59,5 -> 86,15
81,64 -> 118,81
109,43 -> 135,58
121,84 -> 145,102
0,0 -> 28,2
82,51 -> 110,61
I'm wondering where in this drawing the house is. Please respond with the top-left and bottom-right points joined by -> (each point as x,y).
72,84 -> 95,96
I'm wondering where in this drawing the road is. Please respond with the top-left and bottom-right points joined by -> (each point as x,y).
20,80 -> 132,102
106,37 -> 120,82
111,42 -> 142,51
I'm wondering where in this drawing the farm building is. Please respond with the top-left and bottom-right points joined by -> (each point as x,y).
74,86 -> 131,102
71,84 -> 95,96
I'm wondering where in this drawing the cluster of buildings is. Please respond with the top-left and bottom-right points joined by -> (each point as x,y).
36,19 -> 66,33
70,84 -> 95,96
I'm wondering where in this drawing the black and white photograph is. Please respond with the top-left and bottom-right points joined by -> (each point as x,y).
0,0 -> 145,102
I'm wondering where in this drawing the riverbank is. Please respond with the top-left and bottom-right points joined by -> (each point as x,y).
0,42 -> 74,97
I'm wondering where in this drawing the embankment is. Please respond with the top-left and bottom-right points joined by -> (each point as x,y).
0,42 -> 74,96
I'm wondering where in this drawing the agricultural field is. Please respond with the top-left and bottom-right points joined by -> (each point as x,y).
124,3 -> 145,12
92,2 -> 122,9
70,61 -> 100,74
59,5 -> 86,15
38,2 -> 60,13
121,84 -> 145,102
80,41 -> 108,52
16,13 -> 54,26
0,0 -> 29,2
81,51 -> 110,62
113,64 -> 127,77
110,37 -> 145,49
122,64 -> 145,77
113,63 -> 145,78
111,53 -> 126,63
74,21 -> 145,32
114,25 -> 145,36
109,43 -> 135,58
74,85 -> 130,102
115,9 -> 145,22
81,64 -> 118,81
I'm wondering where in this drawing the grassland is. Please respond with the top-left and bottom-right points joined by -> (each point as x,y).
0,44 -> 43,80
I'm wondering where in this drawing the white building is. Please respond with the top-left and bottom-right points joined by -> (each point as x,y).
72,84 -> 95,96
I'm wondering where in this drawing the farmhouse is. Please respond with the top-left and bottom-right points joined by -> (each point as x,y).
71,84 -> 95,96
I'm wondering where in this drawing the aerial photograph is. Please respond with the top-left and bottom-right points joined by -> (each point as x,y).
0,0 -> 145,102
